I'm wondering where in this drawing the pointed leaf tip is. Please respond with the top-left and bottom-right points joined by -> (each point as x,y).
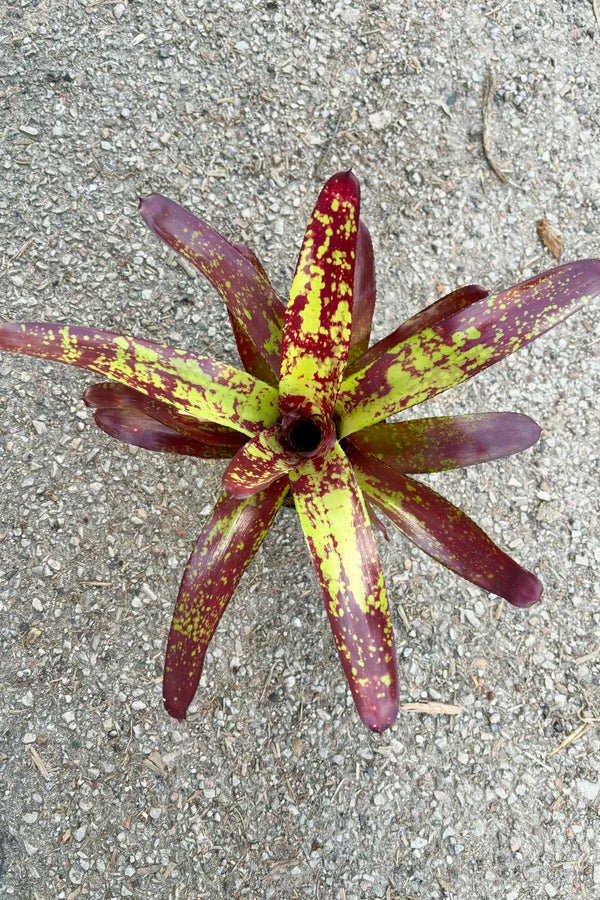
163,481 -> 288,720
289,444 -> 399,732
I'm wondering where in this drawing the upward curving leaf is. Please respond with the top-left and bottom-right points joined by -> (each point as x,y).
139,193 -> 285,379
0,323 -> 279,436
337,260 -> 600,436
279,170 -> 360,420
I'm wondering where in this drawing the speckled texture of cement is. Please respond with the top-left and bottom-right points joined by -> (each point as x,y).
1,2 -> 599,898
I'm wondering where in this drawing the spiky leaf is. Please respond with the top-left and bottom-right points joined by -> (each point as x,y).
348,444 -> 542,608
289,442 -> 398,732
279,171 -> 360,420
338,260 -> 600,436
0,323 -> 279,436
163,479 -> 289,720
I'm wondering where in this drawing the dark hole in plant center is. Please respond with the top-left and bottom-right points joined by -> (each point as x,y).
287,417 -> 323,454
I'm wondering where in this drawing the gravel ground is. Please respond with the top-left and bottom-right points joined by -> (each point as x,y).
1,1 -> 600,898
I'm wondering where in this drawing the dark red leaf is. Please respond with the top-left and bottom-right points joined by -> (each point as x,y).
348,413 -> 541,473
139,193 -> 285,379
346,220 -> 376,368
83,381 -> 247,456
94,407 -> 244,458
348,444 -> 542,608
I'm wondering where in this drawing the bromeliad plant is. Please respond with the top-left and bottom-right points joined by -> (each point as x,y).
1,172 -> 599,733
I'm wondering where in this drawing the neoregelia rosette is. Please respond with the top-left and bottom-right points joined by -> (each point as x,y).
1,171 -> 598,732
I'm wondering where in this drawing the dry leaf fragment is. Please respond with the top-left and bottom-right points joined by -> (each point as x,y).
143,750 -> 169,776
400,701 -> 464,716
537,218 -> 562,261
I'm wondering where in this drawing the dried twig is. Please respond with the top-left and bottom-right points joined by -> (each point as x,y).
30,745 -> 51,779
400,701 -> 464,716
549,711 -> 599,757
482,68 -> 520,188
594,0 -> 600,32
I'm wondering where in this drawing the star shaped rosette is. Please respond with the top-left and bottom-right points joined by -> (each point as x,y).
1,172 -> 598,731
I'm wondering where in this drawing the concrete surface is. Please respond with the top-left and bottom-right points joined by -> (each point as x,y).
1,1 -> 599,898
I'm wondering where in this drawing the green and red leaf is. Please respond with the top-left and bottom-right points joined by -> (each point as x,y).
348,413 -> 541,473
163,479 -> 289,720
139,193 -> 284,379
338,260 -> 600,436
0,323 -> 279,436
279,170 -> 360,420
222,426 -> 297,499
346,284 -> 488,377
348,444 -> 542,608
289,442 -> 398,732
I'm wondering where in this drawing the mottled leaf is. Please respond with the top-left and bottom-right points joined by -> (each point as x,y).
289,442 -> 398,732
83,381 -> 247,456
228,242 -> 281,386
139,193 -> 284,378
348,444 -> 542,608
227,314 -> 280,387
346,284 -> 488,377
338,260 -> 600,436
163,479 -> 289,720
0,323 -> 279,436
348,413 -> 541,473
222,426 -> 297,499
231,242 -> 272,283
279,170 -> 360,420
